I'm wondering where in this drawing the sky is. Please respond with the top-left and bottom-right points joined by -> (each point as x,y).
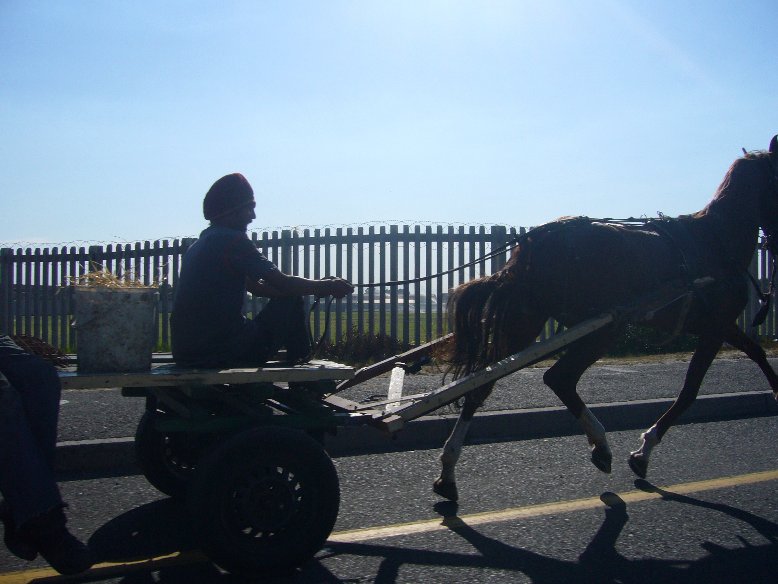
1,0 -> 777,248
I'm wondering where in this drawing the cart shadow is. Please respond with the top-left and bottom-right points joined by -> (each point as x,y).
89,498 -> 196,560
83,498 -> 227,583
82,498 -> 345,584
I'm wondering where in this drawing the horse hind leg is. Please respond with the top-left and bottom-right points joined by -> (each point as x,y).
629,335 -> 722,478
434,312 -> 547,501
433,382 -> 494,502
543,327 -> 616,473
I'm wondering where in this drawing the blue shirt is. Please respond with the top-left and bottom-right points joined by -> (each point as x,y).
171,226 -> 276,364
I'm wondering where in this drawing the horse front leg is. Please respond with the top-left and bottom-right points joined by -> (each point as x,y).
433,383 -> 493,501
629,335 -> 723,478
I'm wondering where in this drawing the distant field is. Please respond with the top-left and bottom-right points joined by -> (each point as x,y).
6,310 -> 462,353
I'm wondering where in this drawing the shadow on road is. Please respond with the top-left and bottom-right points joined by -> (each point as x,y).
26,487 -> 778,584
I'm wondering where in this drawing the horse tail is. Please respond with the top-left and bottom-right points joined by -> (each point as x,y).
441,264 -> 529,378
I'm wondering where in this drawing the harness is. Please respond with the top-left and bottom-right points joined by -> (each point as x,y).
516,212 -> 767,334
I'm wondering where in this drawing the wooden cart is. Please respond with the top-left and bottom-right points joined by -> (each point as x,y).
59,313 -> 614,576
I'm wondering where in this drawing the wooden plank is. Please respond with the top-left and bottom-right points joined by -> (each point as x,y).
59,359 -> 355,390
390,225 -> 398,340
436,225 -> 444,337
368,225 -> 375,335
346,227 -> 353,333
458,225 -> 466,285
414,225 -> 421,345
379,225 -> 387,336
335,333 -> 452,391
374,313 -> 615,431
357,226 -> 364,334
336,227 -> 343,340
344,391 -> 431,411
425,225 -> 432,341
402,225 -> 410,346
313,228 -> 322,340
0,249 -> 11,333
320,393 -> 381,415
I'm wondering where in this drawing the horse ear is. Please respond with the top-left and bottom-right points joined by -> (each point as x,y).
770,135 -> 778,154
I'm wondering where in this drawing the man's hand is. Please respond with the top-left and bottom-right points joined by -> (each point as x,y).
261,269 -> 354,298
321,277 -> 354,299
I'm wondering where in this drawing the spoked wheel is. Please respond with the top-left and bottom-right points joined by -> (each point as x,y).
135,410 -> 214,498
187,426 -> 340,576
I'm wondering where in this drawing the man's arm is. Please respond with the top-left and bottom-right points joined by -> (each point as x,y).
252,269 -> 354,299
245,278 -> 283,298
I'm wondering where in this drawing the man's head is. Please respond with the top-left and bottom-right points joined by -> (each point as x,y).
203,173 -> 256,230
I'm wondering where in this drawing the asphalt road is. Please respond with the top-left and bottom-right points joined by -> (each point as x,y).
57,355 -> 778,442
2,415 -> 777,583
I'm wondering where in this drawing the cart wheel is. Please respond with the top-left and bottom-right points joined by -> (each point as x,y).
187,426 -> 340,576
135,411 -> 211,498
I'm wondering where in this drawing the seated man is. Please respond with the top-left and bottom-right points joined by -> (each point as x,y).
171,173 -> 353,368
0,334 -> 94,575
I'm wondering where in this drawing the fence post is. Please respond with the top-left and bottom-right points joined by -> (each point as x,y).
88,245 -> 104,272
0,248 -> 11,333
490,225 -> 508,273
390,225 -> 398,340
280,230 -> 292,274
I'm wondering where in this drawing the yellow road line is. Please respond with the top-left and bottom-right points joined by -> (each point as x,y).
0,550 -> 208,583
328,469 -> 778,542
2,469 -> 777,582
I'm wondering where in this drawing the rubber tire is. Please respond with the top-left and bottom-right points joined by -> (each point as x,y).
134,410 -> 209,498
187,426 -> 340,576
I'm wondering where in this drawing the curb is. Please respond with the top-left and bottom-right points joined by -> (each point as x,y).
55,390 -> 778,474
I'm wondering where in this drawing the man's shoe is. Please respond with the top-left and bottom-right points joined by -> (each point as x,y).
17,507 -> 94,575
0,501 -> 37,561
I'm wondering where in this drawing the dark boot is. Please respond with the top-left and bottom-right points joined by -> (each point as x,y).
0,500 -> 37,561
17,506 -> 94,575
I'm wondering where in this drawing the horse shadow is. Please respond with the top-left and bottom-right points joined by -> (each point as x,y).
29,486 -> 778,583
313,487 -> 778,584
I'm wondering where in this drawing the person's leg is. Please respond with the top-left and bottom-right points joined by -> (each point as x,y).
0,372 -> 61,562
0,341 -> 93,574
244,296 -> 311,363
0,356 -> 63,527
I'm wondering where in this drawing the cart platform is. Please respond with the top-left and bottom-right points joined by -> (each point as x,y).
59,359 -> 356,390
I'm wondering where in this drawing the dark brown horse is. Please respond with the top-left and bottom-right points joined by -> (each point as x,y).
434,135 -> 778,502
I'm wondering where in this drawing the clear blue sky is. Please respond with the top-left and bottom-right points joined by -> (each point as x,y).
1,0 -> 776,247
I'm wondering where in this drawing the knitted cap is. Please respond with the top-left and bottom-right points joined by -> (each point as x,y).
202,173 -> 254,220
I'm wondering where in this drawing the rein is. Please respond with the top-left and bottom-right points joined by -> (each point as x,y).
306,238 -> 520,356
351,238 -> 520,290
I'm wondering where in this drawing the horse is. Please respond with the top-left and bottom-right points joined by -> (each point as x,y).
433,135 -> 778,502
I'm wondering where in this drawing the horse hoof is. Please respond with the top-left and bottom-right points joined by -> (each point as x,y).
591,445 -> 612,474
433,478 -> 459,502
628,453 -> 648,479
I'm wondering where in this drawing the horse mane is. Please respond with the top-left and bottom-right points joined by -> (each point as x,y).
696,150 -> 771,220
